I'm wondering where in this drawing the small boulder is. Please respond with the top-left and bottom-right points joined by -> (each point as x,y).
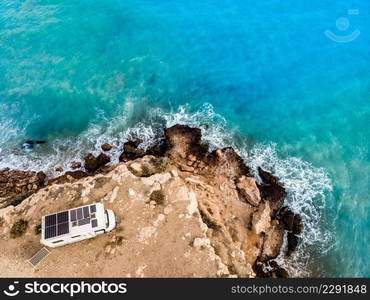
128,162 -> 144,176
55,167 -> 64,172
96,153 -> 111,167
179,164 -> 194,173
236,176 -> 261,206
84,153 -> 98,172
101,143 -> 112,151
124,138 -> 143,150
70,161 -> 81,169
36,171 -> 46,184
119,139 -> 145,162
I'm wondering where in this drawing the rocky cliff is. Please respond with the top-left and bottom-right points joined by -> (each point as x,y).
0,125 -> 302,277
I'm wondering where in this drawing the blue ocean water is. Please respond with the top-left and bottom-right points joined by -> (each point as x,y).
0,0 -> 369,277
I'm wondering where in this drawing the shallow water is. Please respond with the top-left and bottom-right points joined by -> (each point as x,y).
1,0 -> 369,277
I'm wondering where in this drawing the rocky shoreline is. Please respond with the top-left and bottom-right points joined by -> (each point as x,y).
0,124 -> 303,277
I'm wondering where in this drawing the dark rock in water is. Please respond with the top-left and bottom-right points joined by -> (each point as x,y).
55,167 -> 64,172
253,260 -> 289,278
124,138 -> 143,150
101,143 -> 112,151
253,262 -> 270,278
35,140 -> 46,144
84,153 -> 99,172
70,161 -> 82,169
278,206 -> 304,235
268,261 -> 289,278
84,153 -> 111,172
96,153 -> 111,167
257,167 -> 287,211
279,206 -> 294,231
119,139 -> 145,162
292,214 -> 303,235
24,140 -> 34,145
36,171 -> 46,184
287,232 -> 299,256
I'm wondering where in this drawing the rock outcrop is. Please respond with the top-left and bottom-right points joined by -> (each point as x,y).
236,176 -> 261,206
84,153 -> 111,173
0,124 -> 303,278
0,169 -> 46,208
101,143 -> 112,151
257,167 -> 287,211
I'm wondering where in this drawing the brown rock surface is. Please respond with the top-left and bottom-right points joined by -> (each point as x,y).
0,169 -> 46,208
101,143 -> 112,151
236,176 -> 261,206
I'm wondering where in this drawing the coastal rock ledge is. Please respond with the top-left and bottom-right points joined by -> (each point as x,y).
0,124 -> 302,278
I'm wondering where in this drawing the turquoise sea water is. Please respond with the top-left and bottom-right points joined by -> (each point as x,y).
1,0 -> 369,277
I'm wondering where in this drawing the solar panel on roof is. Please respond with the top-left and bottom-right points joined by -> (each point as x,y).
57,211 -> 69,223
45,214 -> 56,227
57,222 -> 69,235
45,226 -> 57,239
70,209 -> 77,221
77,208 -> 83,220
90,204 -> 96,213
83,206 -> 90,218
78,218 -> 90,226
91,219 -> 98,228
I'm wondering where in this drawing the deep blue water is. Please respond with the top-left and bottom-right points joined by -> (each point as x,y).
1,0 -> 369,277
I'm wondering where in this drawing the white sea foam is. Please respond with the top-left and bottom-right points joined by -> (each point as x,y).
0,102 -> 333,276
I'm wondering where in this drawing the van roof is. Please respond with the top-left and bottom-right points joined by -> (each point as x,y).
41,203 -> 106,241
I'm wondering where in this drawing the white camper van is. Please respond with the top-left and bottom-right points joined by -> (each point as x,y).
40,203 -> 116,248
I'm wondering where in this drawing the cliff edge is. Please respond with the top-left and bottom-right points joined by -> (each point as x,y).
0,125 -> 302,277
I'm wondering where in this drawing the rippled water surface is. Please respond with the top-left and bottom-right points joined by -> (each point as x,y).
1,0 -> 369,276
